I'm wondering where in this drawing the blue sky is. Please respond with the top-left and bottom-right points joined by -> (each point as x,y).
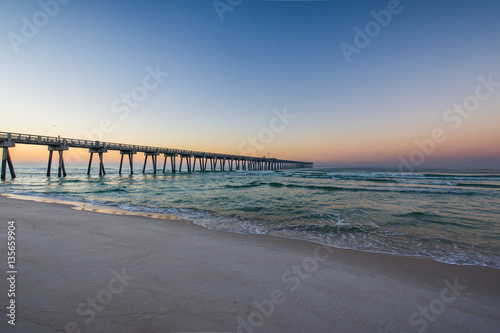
1,0 -> 499,167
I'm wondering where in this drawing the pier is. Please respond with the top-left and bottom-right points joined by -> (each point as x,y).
0,132 -> 313,179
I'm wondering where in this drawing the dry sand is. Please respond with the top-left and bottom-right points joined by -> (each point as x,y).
0,194 -> 499,333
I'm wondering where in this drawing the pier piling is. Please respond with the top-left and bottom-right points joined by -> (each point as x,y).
47,144 -> 68,177
119,150 -> 136,175
88,146 -> 107,176
143,152 -> 159,174
1,142 -> 16,180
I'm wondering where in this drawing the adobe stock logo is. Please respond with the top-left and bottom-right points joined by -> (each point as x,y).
237,106 -> 296,156
398,74 -> 499,172
64,268 -> 134,333
213,0 -> 243,22
401,277 -> 467,333
7,0 -> 71,54
81,64 -> 169,143
236,244 -> 334,333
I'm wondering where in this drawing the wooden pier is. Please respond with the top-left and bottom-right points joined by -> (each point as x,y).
0,132 -> 313,179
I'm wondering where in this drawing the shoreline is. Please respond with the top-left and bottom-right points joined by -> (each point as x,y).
1,193 -> 185,221
0,194 -> 499,332
2,192 -> 498,271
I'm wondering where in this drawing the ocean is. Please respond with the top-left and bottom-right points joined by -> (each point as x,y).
1,166 -> 499,269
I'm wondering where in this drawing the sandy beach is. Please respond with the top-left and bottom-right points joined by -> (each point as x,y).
0,194 -> 499,333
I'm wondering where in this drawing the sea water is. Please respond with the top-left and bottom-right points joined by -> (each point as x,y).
1,166 -> 499,268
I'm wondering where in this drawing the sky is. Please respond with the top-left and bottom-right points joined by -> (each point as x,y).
1,0 -> 499,168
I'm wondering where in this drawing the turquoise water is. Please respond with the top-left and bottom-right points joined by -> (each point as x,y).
2,167 -> 500,268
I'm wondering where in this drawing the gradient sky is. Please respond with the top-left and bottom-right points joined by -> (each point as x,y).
1,0 -> 499,168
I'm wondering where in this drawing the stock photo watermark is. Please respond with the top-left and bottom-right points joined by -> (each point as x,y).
399,74 -> 499,172
213,0 -> 243,22
339,0 -> 404,64
401,277 -> 467,333
7,0 -> 71,54
238,106 -> 296,156
66,64 -> 169,166
6,220 -> 17,326
236,244 -> 334,332
64,267 -> 134,333
84,64 -> 169,141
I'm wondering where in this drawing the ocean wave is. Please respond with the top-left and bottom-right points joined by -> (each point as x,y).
327,172 -> 425,179
54,179 -> 84,183
456,183 -> 500,189
326,171 -> 500,182
423,173 -> 500,180
224,181 -> 261,188
225,181 -> 478,195
270,228 -> 500,269
117,203 -> 170,214
95,188 -> 127,193
395,211 -> 437,217
287,173 -> 332,179
274,224 -> 370,234
393,212 -> 483,229
395,180 -> 456,186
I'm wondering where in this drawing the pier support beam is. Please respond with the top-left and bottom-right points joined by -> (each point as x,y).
47,144 -> 68,177
192,156 -> 206,172
220,157 -> 226,171
179,155 -> 192,172
192,156 -> 199,172
119,150 -> 136,175
47,151 -> 53,176
163,154 -> 175,173
88,147 -> 107,176
1,141 -> 16,180
161,154 -> 177,173
199,156 -> 205,171
143,152 -> 159,174
58,150 -> 66,177
212,157 -> 217,171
